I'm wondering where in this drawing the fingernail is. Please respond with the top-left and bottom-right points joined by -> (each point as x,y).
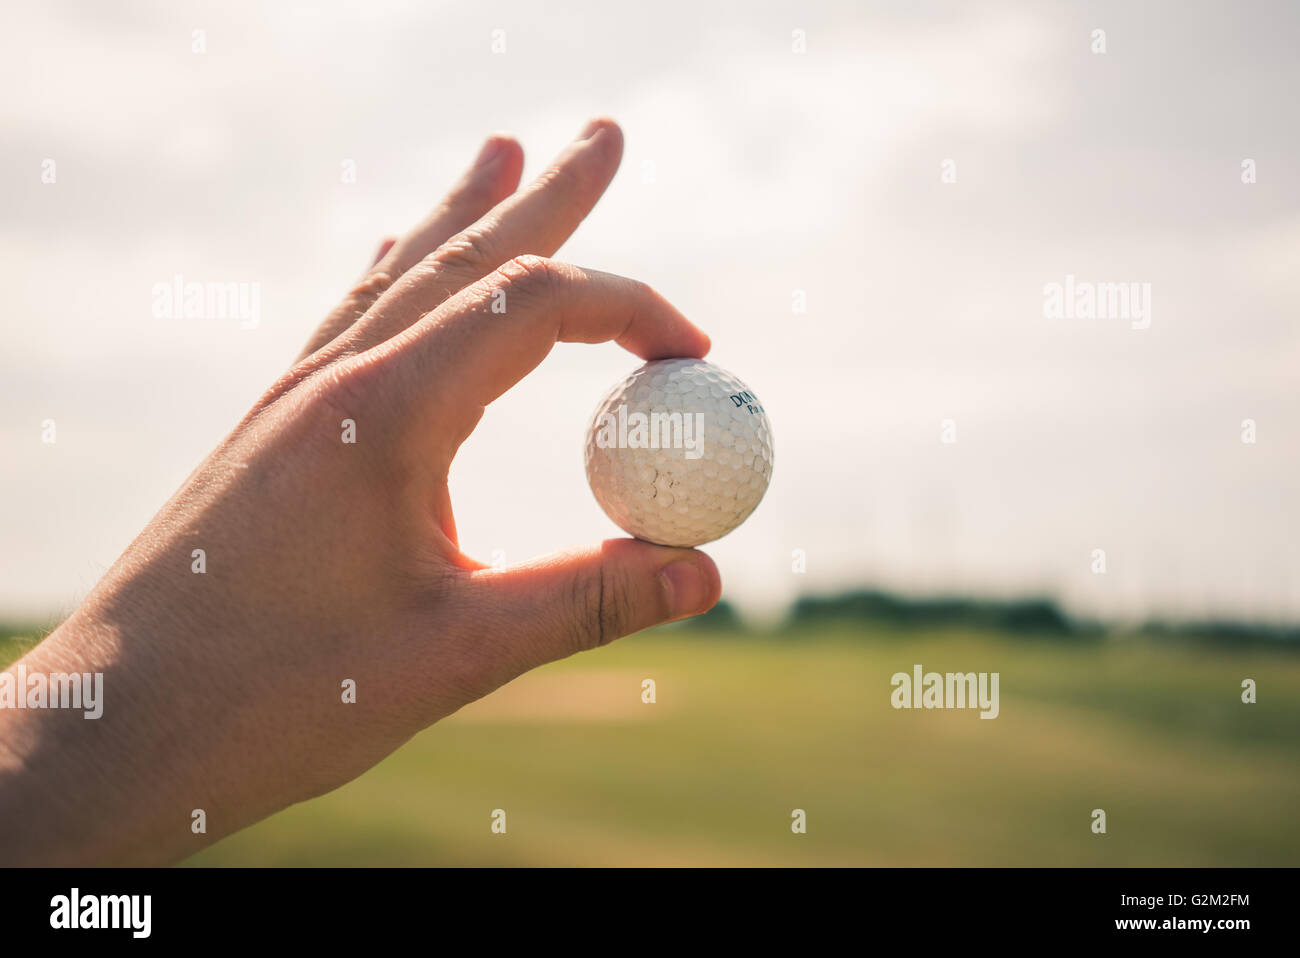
474,136 -> 509,168
659,560 -> 711,619
576,117 -> 608,141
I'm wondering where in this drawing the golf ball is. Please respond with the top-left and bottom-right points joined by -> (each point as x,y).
584,358 -> 774,547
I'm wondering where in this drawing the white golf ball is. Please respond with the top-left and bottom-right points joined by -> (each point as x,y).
584,358 -> 774,547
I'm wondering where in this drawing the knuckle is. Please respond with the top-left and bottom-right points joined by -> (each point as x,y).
242,329 -> 391,427
350,269 -> 395,303
310,354 -> 383,423
494,254 -> 564,302
428,228 -> 498,278
570,564 -> 631,653
625,275 -> 656,304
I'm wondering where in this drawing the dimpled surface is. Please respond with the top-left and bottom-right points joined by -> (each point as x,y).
584,358 -> 774,547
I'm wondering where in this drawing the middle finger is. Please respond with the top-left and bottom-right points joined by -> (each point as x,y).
337,117 -> 625,355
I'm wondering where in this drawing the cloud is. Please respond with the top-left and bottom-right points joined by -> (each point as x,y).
2,0 -> 1297,623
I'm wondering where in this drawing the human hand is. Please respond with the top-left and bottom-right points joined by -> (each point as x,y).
0,118 -> 720,865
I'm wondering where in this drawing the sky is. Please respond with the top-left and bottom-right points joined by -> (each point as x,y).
2,0 -> 1298,624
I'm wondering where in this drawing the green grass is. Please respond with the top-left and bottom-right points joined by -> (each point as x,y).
169,622 -> 1298,866
0,624 -> 47,667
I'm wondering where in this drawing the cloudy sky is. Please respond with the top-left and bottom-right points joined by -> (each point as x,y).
2,0 -> 1297,624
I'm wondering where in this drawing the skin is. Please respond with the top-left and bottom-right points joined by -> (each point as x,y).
0,118 -> 721,866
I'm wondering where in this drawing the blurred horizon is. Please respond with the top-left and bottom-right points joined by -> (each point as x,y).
7,579 -> 1300,645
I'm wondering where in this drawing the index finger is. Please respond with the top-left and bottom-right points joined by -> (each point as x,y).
379,255 -> 711,414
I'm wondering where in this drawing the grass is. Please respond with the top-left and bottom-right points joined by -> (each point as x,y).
159,621 -> 1297,866
0,624 -> 47,667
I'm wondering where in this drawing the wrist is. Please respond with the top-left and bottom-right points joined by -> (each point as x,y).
0,607 -> 209,864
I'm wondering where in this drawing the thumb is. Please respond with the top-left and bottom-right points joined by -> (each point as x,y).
475,538 -> 721,673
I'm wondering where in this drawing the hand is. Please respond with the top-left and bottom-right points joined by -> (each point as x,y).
0,118 -> 720,865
